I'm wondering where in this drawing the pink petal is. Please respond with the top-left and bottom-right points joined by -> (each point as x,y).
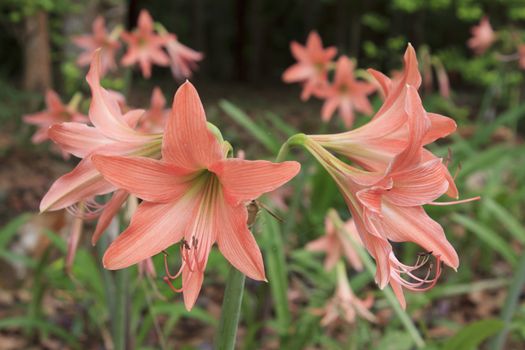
48,122 -> 111,158
92,155 -> 194,203
163,81 -> 223,169
368,69 -> 392,97
424,113 -> 457,145
378,204 -> 459,269
385,158 -> 449,207
282,64 -> 313,83
182,267 -> 204,310
40,158 -> 114,212
86,50 -> 149,142
389,279 -> 407,309
103,200 -> 192,269
210,159 -> 300,205
216,200 -> 266,281
92,190 -> 129,244
45,90 -> 64,112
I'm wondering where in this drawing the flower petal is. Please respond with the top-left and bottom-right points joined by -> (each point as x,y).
385,158 -> 449,206
103,200 -> 193,269
378,204 -> 459,269
424,113 -> 457,145
87,50 -> 150,142
40,158 -> 114,212
49,122 -> 111,158
182,267 -> 204,310
92,190 -> 129,244
92,155 -> 195,203
210,159 -> 300,205
216,201 -> 266,281
163,81 -> 223,169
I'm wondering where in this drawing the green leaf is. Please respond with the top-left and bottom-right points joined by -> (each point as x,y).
451,213 -> 517,265
259,210 -> 291,335
483,198 -> 525,244
443,319 -> 504,350
219,100 -> 280,154
0,214 -> 31,251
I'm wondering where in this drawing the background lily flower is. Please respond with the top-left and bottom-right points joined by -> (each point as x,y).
164,34 -> 204,80
72,16 -> 121,75
40,50 -> 162,243
92,81 -> 300,310
23,90 -> 88,145
468,16 -> 496,55
316,263 -> 375,327
121,10 -> 170,78
317,56 -> 375,128
282,31 -> 337,101
138,87 -> 169,133
306,211 -> 363,271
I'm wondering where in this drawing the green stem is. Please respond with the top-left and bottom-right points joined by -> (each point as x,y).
114,268 -> 130,350
214,266 -> 246,350
490,252 -> 525,350
276,133 -> 307,162
329,211 -> 426,349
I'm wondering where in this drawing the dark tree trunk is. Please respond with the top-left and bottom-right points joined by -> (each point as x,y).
23,11 -> 52,93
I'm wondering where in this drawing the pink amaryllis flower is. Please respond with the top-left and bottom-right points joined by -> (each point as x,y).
137,87 -> 169,133
315,263 -> 375,327
40,50 -> 163,243
92,81 -> 300,310
310,45 -> 458,197
282,31 -> 337,101
299,44 -> 478,307
163,34 -> 204,80
306,210 -> 363,271
23,90 -> 87,145
121,10 -> 169,78
72,15 -> 121,75
467,16 -> 496,55
317,56 -> 375,128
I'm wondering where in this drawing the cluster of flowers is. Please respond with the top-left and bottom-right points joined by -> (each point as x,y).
282,31 -> 376,128
73,10 -> 203,79
38,51 -> 300,310
296,44 -> 478,309
468,16 -> 525,69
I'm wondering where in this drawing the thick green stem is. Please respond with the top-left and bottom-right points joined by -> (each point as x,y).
114,268 -> 130,350
329,211 -> 426,349
214,267 -> 246,350
276,133 -> 307,162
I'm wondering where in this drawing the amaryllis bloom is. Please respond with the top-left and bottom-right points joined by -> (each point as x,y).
317,56 -> 375,128
121,10 -> 169,78
72,16 -> 121,75
92,81 -> 300,310
138,87 -> 169,133
467,16 -> 496,55
282,31 -> 337,101
163,34 -> 204,80
40,50 -> 163,243
306,210 -> 363,271
297,44 -> 477,307
310,45 -> 458,198
316,263 -> 375,327
23,90 -> 87,145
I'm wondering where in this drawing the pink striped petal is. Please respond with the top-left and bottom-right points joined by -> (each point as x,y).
163,81 -> 223,169
86,50 -> 149,142
182,267 -> 204,310
217,201 -> 266,281
385,158 -> 449,207
210,159 -> 300,205
40,158 -> 114,212
92,190 -> 129,244
103,200 -> 193,269
49,122 -> 111,158
92,155 -> 195,203
424,113 -> 457,145
378,204 -> 459,269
